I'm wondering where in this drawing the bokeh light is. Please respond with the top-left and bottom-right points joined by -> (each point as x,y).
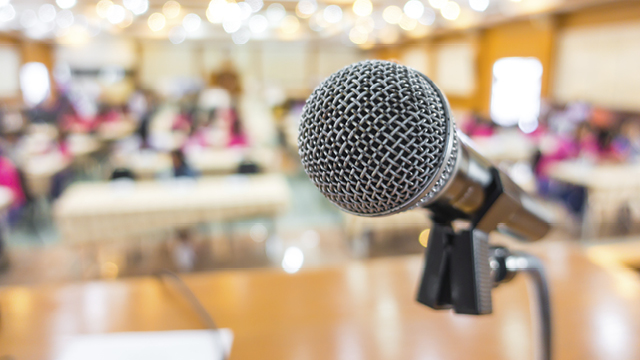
148,12 -> 166,31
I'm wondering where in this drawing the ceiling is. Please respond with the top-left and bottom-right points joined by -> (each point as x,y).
0,0 -> 621,47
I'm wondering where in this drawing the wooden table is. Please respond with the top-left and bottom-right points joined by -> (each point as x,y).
1,241 -> 639,360
53,174 -> 292,243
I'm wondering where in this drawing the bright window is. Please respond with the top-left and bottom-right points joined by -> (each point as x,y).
20,62 -> 51,107
490,57 -> 543,133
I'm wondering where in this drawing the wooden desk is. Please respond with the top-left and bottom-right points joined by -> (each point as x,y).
1,241 -> 639,360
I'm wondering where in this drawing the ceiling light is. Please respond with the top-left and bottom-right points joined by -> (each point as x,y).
163,1 -> 181,19
107,4 -> 126,24
96,0 -> 113,18
182,13 -> 201,32
399,14 -> 417,30
441,1 -> 460,20
232,28 -> 251,44
354,16 -> 374,33
349,28 -> 367,44
206,0 -> 225,23
168,26 -> 186,44
419,8 -> 435,25
56,0 -> 77,9
148,12 -> 166,31
0,4 -> 14,22
266,3 -> 286,24
382,5 -> 402,24
280,15 -> 299,34
249,14 -> 268,33
20,10 -> 38,28
429,0 -> 447,9
223,19 -> 242,33
403,0 -> 424,19
323,5 -> 342,24
245,0 -> 263,12
39,4 -> 57,22
469,0 -> 489,11
238,2 -> 252,19
56,9 -> 74,28
297,0 -> 317,18
352,0 -> 372,17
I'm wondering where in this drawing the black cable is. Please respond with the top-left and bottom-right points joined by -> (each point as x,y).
156,269 -> 228,360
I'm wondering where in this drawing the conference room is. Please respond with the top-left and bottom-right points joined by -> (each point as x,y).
1,0 -> 640,359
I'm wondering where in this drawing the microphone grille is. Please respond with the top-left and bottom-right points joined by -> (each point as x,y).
298,60 -> 453,216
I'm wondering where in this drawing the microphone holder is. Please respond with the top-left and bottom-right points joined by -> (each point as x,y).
416,223 -> 552,360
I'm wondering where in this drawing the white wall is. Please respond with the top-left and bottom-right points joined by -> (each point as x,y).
434,42 -> 476,97
554,21 -> 640,111
0,45 -> 20,98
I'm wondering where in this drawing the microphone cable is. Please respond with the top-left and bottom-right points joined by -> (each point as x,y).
156,269 -> 228,360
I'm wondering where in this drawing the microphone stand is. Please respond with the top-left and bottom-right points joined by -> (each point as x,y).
416,224 -> 552,360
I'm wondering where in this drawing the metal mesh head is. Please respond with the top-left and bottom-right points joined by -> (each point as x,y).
298,60 -> 452,216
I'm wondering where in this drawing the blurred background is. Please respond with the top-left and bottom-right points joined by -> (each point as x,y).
0,0 -> 639,359
0,0 -> 637,283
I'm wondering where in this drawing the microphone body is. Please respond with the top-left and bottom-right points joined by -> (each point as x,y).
298,60 -> 550,241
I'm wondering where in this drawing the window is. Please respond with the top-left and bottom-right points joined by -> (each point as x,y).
490,57 -> 543,133
20,62 -> 51,107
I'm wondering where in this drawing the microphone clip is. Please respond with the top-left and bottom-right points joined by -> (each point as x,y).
416,222 -> 493,315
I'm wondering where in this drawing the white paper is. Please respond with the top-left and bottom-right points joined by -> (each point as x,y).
57,329 -> 233,360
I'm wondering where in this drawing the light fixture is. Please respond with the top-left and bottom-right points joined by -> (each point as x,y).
107,4 -> 126,24
96,0 -> 113,18
118,11 -> 134,27
441,1 -> 460,20
280,15 -> 299,34
428,0 -> 447,9
232,28 -> 251,44
352,0 -> 372,17
309,12 -> 328,31
323,5 -> 342,24
182,13 -> 201,32
245,0 -> 264,13
56,9 -> 74,28
249,14 -> 268,33
124,0 -> 148,15
162,0 -> 180,19
20,10 -> 38,28
148,12 -> 166,31
223,19 -> 242,33
354,16 -> 374,33
206,0 -> 225,24
349,27 -> 367,44
0,4 -> 14,22
382,5 -> 402,24
399,14 -> 417,30
162,1 -> 181,19
56,0 -> 77,9
266,3 -> 286,24
469,0 -> 489,11
403,0 -> 424,19
39,4 -> 57,22
296,0 -> 317,19
168,26 -> 186,44
419,7 -> 435,25
238,2 -> 252,20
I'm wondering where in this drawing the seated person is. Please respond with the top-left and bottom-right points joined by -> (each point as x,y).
171,149 -> 198,178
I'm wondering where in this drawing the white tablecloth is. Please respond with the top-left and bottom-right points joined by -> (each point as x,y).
54,174 -> 291,243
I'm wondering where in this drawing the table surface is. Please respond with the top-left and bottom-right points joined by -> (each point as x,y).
53,174 -> 291,243
1,241 -> 639,360
548,160 -> 640,189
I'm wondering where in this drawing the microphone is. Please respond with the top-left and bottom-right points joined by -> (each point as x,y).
298,60 -> 550,241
